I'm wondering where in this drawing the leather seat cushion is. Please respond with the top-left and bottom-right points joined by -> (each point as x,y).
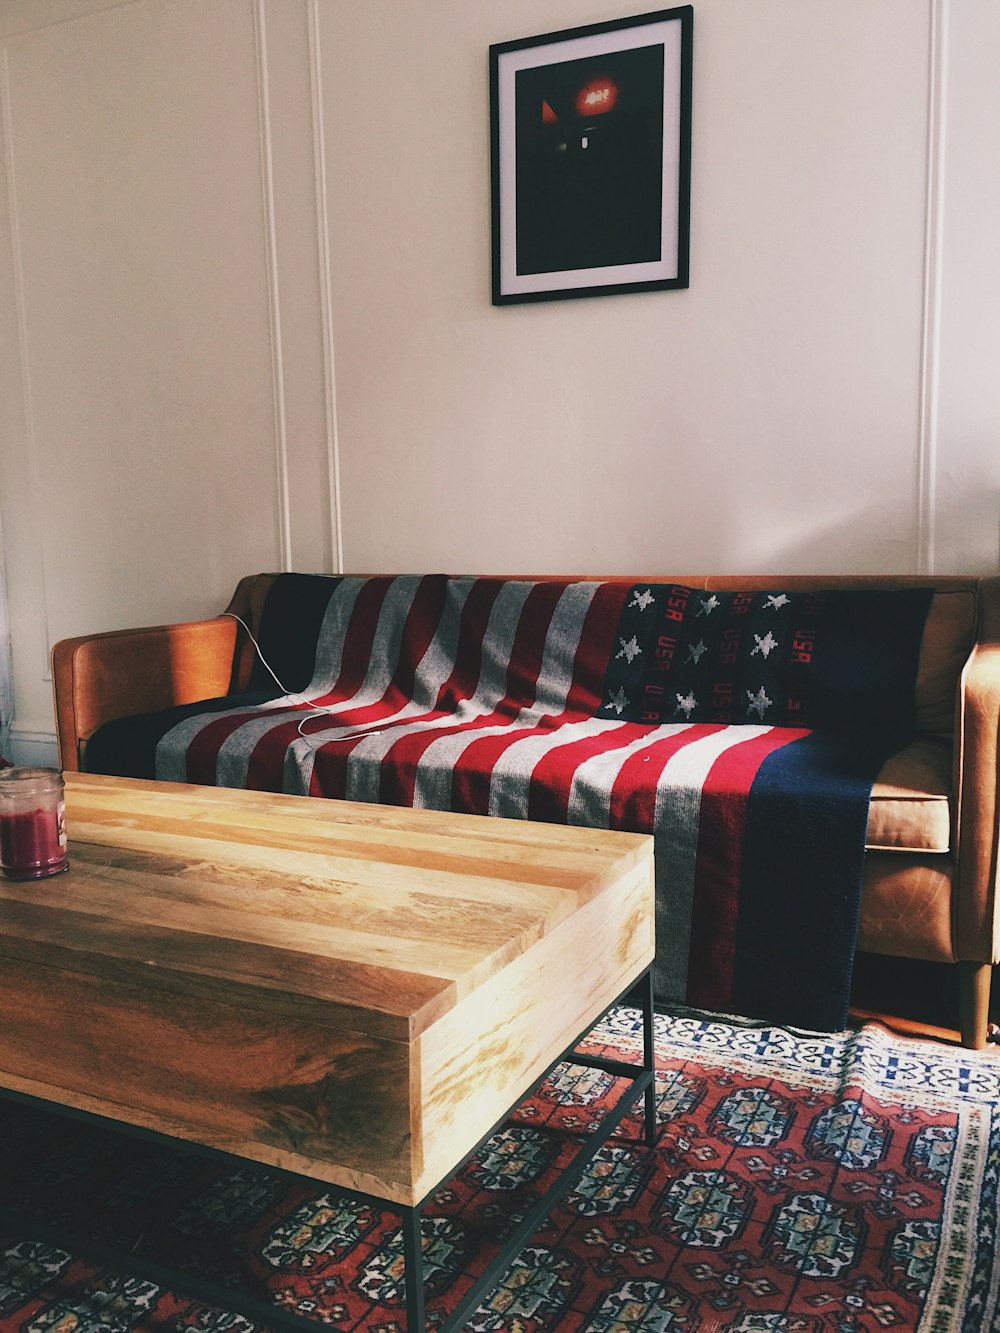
913,588 -> 977,735
866,737 -> 952,853
858,853 -> 954,961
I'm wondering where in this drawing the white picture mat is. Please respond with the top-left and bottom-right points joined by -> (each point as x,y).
497,18 -> 684,297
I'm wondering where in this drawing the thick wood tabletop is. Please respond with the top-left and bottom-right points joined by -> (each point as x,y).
0,774 -> 655,1202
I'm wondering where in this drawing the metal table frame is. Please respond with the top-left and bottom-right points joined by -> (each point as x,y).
0,969 -> 657,1333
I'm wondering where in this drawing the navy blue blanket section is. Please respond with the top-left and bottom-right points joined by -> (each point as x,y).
602,584 -> 933,732
733,729 -> 908,1031
245,572 -> 345,695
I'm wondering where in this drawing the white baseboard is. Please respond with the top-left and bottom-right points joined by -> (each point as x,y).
7,724 -> 59,769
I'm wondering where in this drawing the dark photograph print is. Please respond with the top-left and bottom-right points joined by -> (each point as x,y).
491,8 -> 692,304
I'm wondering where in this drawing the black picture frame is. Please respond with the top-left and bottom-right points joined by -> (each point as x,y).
490,7 -> 692,305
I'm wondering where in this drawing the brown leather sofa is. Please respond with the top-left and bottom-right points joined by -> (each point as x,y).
51,573 -> 1000,1048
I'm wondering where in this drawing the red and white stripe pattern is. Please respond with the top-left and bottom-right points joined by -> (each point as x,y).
154,576 -> 813,1007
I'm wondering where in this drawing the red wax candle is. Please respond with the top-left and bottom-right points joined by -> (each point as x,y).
0,767 -> 69,880
0,807 -> 65,877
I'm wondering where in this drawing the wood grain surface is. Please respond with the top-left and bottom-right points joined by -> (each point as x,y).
0,774 -> 655,1203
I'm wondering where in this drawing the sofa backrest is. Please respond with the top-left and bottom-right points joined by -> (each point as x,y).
225,574 -> 979,739
694,577 -> 978,738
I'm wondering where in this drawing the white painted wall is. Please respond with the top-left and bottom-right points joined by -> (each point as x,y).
325,0 -> 934,578
0,0 -> 997,762
934,0 -> 1000,573
0,0 -> 339,760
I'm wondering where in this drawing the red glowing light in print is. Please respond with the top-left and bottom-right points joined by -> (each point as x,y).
542,99 -> 558,124
575,77 -> 619,117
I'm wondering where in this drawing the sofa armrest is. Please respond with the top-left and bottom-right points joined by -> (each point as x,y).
51,617 -> 239,772
953,575 -> 1000,962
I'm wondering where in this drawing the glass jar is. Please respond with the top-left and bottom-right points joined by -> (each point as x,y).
0,766 -> 69,880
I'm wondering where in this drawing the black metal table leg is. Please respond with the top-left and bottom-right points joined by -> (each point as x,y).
402,1205 -> 426,1333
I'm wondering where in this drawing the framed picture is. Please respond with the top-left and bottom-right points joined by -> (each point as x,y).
490,7 -> 693,305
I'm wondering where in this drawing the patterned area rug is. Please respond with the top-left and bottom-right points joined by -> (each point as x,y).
1,1008 -> 999,1332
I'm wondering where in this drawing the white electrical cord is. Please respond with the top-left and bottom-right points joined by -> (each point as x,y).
222,612 -> 381,742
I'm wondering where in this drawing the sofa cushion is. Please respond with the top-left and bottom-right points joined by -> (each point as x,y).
915,590 -> 978,735
857,853 -> 954,961
866,737 -> 952,853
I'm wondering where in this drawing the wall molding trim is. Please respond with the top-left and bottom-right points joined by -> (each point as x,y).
0,515 -> 14,757
253,0 -> 293,573
916,0 -> 948,574
8,722 -> 58,768
1,45 -> 53,684
308,0 -> 343,574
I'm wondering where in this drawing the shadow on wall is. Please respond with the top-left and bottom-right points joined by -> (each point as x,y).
742,499 -> 916,576
621,493 -> 920,577
929,477 -> 1000,574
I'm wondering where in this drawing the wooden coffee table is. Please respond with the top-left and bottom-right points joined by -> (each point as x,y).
0,773 -> 656,1331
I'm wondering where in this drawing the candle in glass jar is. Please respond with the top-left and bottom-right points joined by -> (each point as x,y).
0,767 -> 69,880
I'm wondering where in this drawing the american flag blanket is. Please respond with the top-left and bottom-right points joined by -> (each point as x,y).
86,575 -> 934,1032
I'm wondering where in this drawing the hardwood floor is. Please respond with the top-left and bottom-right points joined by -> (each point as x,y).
849,952 -> 997,1048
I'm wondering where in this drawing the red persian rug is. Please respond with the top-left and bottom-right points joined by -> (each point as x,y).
1,1007 -> 998,1332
